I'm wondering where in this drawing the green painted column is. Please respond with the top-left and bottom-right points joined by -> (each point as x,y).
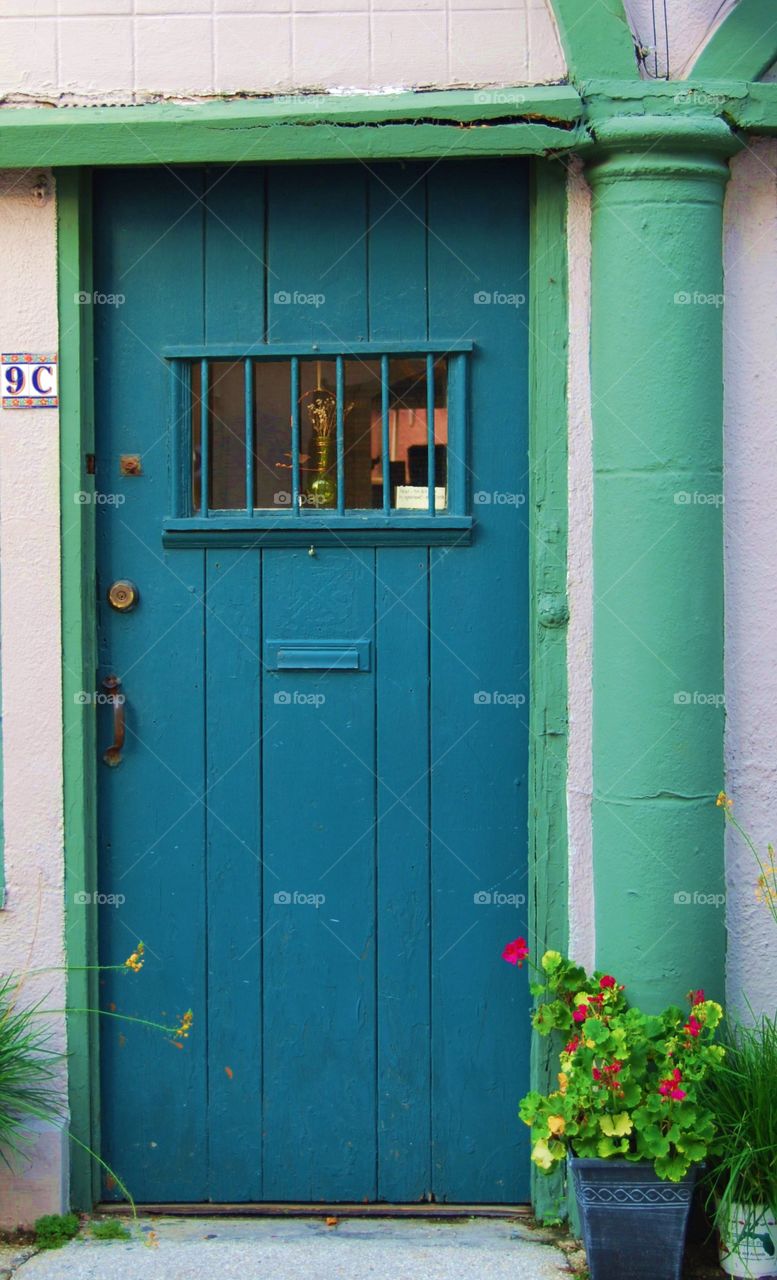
587,118 -> 737,1011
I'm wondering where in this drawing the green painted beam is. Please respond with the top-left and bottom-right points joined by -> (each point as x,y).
528,157 -> 570,1223
57,167 -> 101,1210
586,116 -> 735,1012
551,0 -> 637,81
693,0 -> 777,83
0,88 -> 583,167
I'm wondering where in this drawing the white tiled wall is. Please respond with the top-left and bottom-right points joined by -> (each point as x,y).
0,0 -> 565,100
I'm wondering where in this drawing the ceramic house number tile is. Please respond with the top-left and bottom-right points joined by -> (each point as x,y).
1,352 -> 58,408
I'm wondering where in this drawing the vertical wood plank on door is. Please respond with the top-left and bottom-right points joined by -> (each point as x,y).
262,170 -> 376,1200
261,549 -> 378,1200
95,168 -> 208,1201
204,555 -> 263,1200
427,160 -> 531,1203
202,167 -> 266,1201
266,166 -> 368,344
204,167 -> 266,347
369,164 -> 432,1201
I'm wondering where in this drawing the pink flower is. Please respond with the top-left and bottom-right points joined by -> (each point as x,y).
684,1016 -> 702,1039
689,988 -> 705,1007
599,975 -> 617,990
573,1005 -> 588,1023
564,1035 -> 580,1054
502,938 -> 529,968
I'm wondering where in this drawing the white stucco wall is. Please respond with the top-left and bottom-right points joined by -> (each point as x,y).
565,158 -> 595,973
623,0 -> 736,79
0,168 -> 69,1224
721,139 -> 777,1021
0,0 -> 565,100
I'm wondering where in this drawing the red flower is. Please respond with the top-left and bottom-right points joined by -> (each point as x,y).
593,1060 -> 623,1090
502,937 -> 529,968
599,975 -> 617,989
564,1035 -> 580,1054
573,1005 -> 588,1023
689,989 -> 705,1007
659,1068 -> 686,1101
684,1015 -> 702,1039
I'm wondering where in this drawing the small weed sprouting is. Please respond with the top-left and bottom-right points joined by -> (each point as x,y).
34,1213 -> 80,1250
90,1218 -> 132,1242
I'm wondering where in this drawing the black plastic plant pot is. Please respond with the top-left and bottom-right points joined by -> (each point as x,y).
569,1156 -> 699,1280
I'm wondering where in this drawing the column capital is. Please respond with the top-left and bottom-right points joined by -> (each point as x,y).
586,115 -> 740,187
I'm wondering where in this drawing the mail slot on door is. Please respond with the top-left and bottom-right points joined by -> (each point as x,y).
265,640 -> 372,672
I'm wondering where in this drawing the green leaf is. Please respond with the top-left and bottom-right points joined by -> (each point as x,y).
597,1136 -> 630,1159
599,1113 -> 633,1138
654,1151 -> 691,1181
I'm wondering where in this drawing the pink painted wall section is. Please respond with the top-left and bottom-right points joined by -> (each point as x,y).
722,139 -> 777,1021
0,0 -> 564,101
0,168 -> 69,1225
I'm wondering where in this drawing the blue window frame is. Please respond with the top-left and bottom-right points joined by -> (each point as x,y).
162,342 -> 472,547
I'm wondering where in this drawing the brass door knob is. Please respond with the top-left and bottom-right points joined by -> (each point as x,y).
107,580 -> 139,612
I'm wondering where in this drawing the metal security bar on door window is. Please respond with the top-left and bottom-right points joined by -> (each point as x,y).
165,343 -> 471,539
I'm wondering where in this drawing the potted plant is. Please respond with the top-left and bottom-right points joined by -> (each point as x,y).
505,943 -> 725,1280
699,1012 -> 777,1278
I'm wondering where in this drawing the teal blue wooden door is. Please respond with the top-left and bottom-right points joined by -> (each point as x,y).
94,163 -> 531,1204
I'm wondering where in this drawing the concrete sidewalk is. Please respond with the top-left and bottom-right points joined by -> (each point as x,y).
14,1215 -> 571,1280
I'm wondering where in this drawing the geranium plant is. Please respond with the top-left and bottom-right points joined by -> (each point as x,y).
508,944 -> 725,1182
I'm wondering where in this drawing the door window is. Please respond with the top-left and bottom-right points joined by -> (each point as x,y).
166,344 -> 470,541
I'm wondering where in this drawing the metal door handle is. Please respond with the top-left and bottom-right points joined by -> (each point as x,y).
102,675 -> 125,767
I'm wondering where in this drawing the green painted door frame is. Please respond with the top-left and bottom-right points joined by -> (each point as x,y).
57,155 -> 571,1214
